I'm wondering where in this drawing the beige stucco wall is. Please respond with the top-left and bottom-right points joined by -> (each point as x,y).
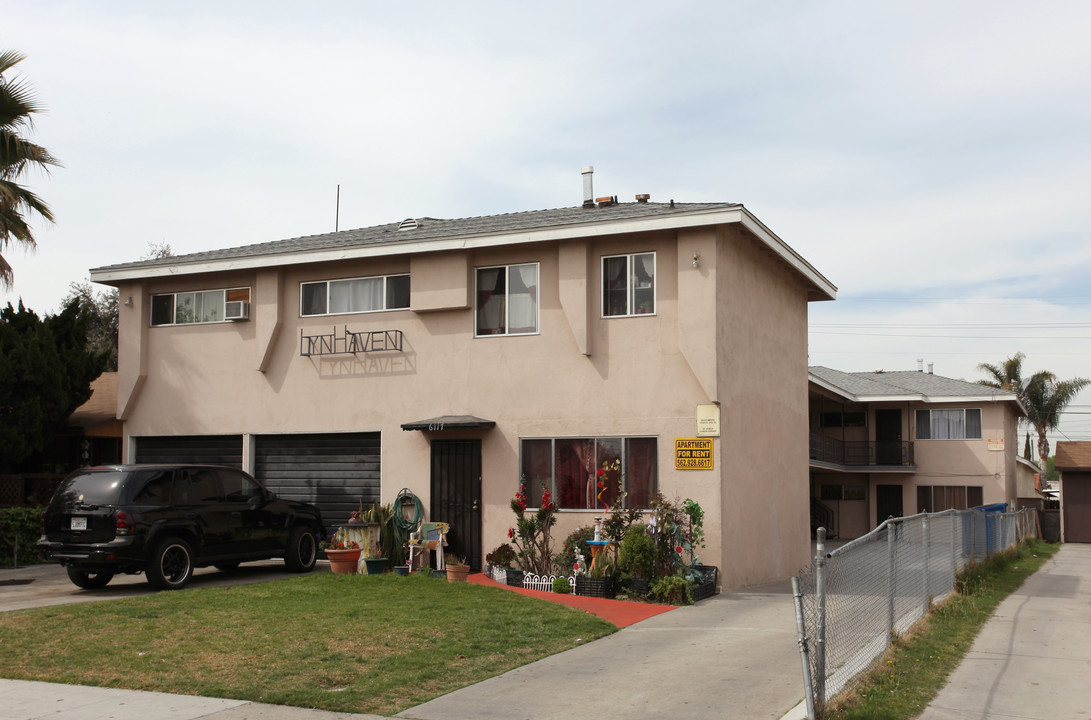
717,225 -> 811,585
114,223 -> 816,589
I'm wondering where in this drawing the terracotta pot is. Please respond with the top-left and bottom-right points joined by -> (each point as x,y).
446,564 -> 471,583
326,548 -> 361,574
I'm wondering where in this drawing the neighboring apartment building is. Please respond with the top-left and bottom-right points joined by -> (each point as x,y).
808,366 -> 1033,539
89,172 -> 836,588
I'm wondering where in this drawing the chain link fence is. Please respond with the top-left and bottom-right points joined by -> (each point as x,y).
791,506 -> 1039,719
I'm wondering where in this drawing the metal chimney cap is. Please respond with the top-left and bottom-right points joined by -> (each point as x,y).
581,166 -> 594,174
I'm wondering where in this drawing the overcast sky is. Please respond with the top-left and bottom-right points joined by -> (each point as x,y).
5,1 -> 1091,446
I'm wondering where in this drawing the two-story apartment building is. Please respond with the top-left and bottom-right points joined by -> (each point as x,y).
89,174 -> 836,588
808,365 -> 1033,539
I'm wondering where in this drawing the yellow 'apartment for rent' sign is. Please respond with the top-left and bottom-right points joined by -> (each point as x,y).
675,438 -> 714,470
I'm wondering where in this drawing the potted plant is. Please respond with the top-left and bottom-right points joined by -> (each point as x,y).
445,553 -> 470,583
363,542 -> 387,575
485,543 -> 517,582
321,537 -> 361,575
575,556 -> 617,598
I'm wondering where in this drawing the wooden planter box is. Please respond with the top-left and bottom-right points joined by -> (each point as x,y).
575,575 -> 616,598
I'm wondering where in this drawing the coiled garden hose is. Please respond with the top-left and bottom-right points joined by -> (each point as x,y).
392,488 -> 423,566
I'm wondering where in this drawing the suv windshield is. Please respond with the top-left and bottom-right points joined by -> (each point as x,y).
52,470 -> 132,505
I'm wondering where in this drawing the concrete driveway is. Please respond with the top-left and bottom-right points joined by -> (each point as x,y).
0,559 -> 300,613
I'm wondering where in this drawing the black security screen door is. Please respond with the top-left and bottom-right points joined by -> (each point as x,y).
430,439 -> 482,570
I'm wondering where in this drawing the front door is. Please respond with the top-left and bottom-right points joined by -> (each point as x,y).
875,409 -> 903,465
430,440 -> 482,570
876,484 -> 903,525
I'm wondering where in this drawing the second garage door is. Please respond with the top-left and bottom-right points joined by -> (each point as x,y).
254,433 -> 380,531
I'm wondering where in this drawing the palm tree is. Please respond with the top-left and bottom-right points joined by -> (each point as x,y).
0,50 -> 60,289
1023,372 -> 1090,490
977,352 -> 1026,394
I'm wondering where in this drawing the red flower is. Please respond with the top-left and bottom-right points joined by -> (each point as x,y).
597,480 -> 605,489
676,546 -> 683,554
508,528 -> 515,539
597,468 -> 606,477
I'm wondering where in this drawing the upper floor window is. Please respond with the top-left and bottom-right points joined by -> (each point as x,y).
300,274 -> 409,316
915,408 -> 982,440
520,436 -> 657,510
151,288 -> 250,326
475,263 -> 539,336
603,252 -> 655,317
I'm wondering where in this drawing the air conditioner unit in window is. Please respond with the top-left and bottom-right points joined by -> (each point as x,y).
224,301 -> 250,320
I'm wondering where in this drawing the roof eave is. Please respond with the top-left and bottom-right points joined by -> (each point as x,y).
89,206 -> 838,301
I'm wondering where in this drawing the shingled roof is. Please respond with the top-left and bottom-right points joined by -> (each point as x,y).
810,366 -> 1021,406
1055,442 -> 1091,470
88,200 -> 837,301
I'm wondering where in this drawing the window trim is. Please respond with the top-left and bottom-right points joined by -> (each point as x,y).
150,287 -> 250,326
915,408 -> 983,440
299,273 -> 410,317
601,251 -> 656,318
519,435 -> 658,510
474,262 -> 540,338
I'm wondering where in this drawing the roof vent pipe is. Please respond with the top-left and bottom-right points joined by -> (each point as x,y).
928,362 -> 934,375
582,166 -> 594,208
917,358 -> 924,372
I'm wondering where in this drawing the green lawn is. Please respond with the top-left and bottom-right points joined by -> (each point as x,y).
0,572 -> 616,715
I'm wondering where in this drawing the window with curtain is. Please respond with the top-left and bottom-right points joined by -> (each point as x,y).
151,287 -> 248,326
300,274 -> 409,316
915,408 -> 982,439
518,437 -> 657,509
475,263 -> 539,336
602,252 -> 655,317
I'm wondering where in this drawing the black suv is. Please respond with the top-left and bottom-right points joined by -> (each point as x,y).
38,464 -> 323,590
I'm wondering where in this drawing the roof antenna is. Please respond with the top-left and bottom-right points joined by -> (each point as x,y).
335,184 -> 340,232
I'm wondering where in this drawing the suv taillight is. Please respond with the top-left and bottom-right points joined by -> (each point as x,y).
115,510 -> 133,536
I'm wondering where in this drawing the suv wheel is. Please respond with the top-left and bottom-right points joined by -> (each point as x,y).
66,568 -> 114,589
284,526 -> 318,572
147,537 -> 194,590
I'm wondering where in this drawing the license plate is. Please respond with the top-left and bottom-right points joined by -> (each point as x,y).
70,517 -> 88,531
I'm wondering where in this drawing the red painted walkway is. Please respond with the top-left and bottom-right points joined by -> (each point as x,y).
467,573 -> 677,627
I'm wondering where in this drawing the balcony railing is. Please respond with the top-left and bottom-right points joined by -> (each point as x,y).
809,433 -> 914,467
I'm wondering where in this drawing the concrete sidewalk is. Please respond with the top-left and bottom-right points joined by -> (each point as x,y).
916,542 -> 1091,720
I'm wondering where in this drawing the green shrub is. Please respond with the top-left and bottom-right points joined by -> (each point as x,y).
552,576 -> 572,594
618,524 -> 656,579
649,573 -> 693,605
0,507 -> 43,568
485,543 -> 517,568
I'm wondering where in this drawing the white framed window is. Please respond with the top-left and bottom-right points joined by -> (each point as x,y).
151,287 -> 250,326
300,274 -> 409,316
475,263 -> 539,337
915,408 -> 983,440
602,252 -> 655,317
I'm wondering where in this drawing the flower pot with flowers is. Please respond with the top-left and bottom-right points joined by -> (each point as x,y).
321,537 -> 362,574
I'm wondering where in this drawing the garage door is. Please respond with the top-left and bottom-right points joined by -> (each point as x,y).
254,433 -> 380,531
1063,472 -> 1091,542
134,435 -> 243,468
